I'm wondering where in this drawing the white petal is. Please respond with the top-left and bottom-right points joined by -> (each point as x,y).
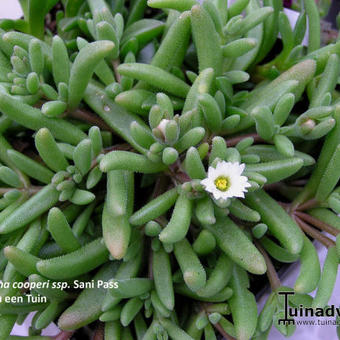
212,191 -> 223,200
233,163 -> 244,176
215,161 -> 225,171
212,166 -> 228,178
202,185 -> 215,195
227,163 -> 240,177
207,166 -> 218,179
201,178 -> 210,187
201,160 -> 251,200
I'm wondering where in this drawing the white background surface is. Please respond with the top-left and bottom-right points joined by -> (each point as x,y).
0,0 -> 22,19
0,1 -> 339,339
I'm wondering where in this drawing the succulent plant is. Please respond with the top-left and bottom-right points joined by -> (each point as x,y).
0,0 -> 339,339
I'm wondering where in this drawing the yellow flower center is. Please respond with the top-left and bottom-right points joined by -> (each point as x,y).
214,176 -> 230,192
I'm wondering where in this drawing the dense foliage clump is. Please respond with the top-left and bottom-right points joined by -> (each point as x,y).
0,0 -> 339,339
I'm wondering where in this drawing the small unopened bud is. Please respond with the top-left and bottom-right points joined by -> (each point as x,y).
300,118 -> 316,134
152,119 -> 170,141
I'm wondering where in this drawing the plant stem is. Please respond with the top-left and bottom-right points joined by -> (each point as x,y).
112,59 -> 121,83
69,108 -> 112,131
213,322 -> 236,340
290,179 -> 308,186
225,133 -> 264,147
93,322 -> 104,340
0,186 -> 42,195
53,331 -> 74,340
295,211 -> 340,236
255,240 -> 281,290
103,143 -> 132,153
200,303 -> 236,340
294,216 -> 336,248
263,182 -> 284,191
151,176 -> 168,199
295,198 -> 319,211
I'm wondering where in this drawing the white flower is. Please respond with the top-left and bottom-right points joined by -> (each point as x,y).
201,161 -> 251,200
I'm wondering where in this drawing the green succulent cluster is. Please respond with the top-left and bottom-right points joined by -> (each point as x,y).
0,0 -> 340,339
